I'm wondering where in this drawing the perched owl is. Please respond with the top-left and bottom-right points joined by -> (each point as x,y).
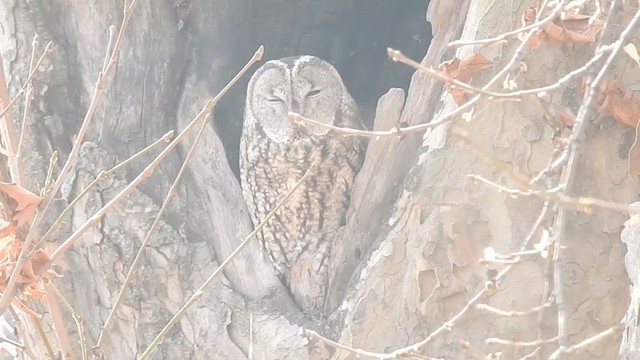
239,55 -> 366,314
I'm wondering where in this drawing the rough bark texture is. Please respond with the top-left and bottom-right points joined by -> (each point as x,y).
0,0 -> 636,359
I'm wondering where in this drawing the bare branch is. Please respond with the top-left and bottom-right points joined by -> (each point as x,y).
551,1 -> 639,352
0,0 -> 139,316
94,45 -> 264,354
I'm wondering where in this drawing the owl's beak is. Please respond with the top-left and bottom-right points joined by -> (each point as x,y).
290,101 -> 301,115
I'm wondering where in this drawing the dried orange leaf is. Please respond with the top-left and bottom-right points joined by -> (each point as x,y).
557,108 -> 576,127
438,54 -> 494,105
0,183 -> 42,226
596,79 -> 640,128
30,249 -> 52,277
23,286 -> 47,300
457,54 -> 494,83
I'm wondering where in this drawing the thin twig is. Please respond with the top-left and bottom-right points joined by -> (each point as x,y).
0,334 -> 23,350
293,0 -> 569,140
94,46 -> 263,354
0,41 -> 53,121
390,45 -> 612,100
43,151 -> 58,198
476,301 -> 553,317
453,127 -> 636,215
49,42 -> 262,264
486,336 -> 559,347
304,329 -> 444,360
15,35 -> 40,169
517,348 -> 540,360
46,282 -> 87,360
138,161 -> 318,360
32,130 -> 173,251
548,325 -> 623,359
388,49 -> 506,99
305,5 -> 567,353
0,35 -> 45,185
468,173 -> 634,214
29,313 -> 56,359
551,2 -> 639,353
309,200 -> 550,359
51,108 -> 199,262
16,86 -> 33,161
448,0 -> 577,48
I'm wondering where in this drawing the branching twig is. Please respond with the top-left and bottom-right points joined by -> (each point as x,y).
453,127 -> 636,215
293,0 -> 570,140
0,0 -> 139,316
468,173 -> 634,214
16,35 -> 40,162
28,313 -> 55,359
390,45 -> 613,100
0,40 -> 53,122
50,108 -> 197,262
447,1 -> 577,48
309,200 -> 550,359
548,325 -> 623,359
94,45 -> 264,355
138,161 -> 318,360
32,130 -> 173,252
551,2 -> 640,353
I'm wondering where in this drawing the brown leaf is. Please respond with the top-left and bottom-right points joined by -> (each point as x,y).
595,79 -> 640,128
0,183 -> 42,226
438,54 -> 494,105
0,236 -> 55,315
30,249 -> 52,277
557,108 -> 576,127
521,7 -> 603,48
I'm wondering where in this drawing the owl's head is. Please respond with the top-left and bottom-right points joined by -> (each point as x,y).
245,55 -> 346,143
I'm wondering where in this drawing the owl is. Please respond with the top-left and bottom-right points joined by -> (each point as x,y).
239,55 -> 366,314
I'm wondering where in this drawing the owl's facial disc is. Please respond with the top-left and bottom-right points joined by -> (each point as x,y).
249,67 -> 296,143
249,57 -> 346,143
291,65 -> 342,136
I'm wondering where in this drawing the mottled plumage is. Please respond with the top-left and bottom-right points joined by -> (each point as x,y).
239,56 -> 366,313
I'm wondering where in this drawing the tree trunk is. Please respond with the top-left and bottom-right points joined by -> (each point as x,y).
0,0 -> 635,359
